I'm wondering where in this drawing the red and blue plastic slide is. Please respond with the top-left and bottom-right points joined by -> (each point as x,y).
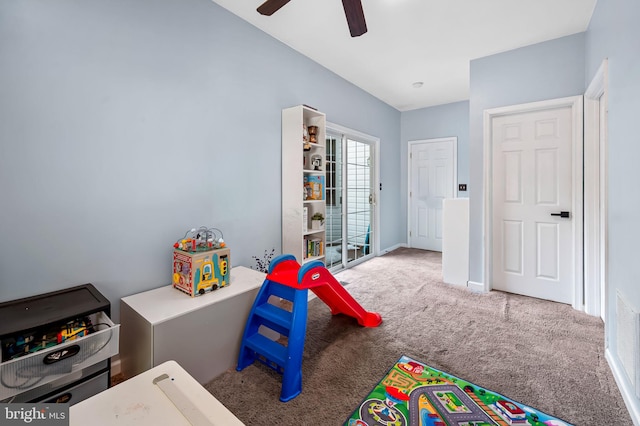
237,254 -> 381,401
268,255 -> 382,327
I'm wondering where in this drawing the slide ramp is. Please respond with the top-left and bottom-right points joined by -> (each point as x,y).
266,256 -> 382,327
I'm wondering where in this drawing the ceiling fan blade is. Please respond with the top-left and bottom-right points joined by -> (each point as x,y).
342,0 -> 367,37
257,0 -> 291,16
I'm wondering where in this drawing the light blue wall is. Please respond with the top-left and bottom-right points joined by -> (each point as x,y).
586,0 -> 640,418
468,33 -> 586,283
399,100 -> 470,238
0,0 -> 401,320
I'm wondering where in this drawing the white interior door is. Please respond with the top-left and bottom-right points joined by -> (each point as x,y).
492,106 -> 575,304
409,138 -> 456,252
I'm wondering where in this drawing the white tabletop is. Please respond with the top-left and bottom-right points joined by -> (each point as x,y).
70,360 -> 244,425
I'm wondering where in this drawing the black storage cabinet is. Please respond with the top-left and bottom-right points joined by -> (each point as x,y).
0,284 -> 114,404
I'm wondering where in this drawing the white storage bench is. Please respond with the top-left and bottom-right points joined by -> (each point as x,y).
119,266 -> 265,384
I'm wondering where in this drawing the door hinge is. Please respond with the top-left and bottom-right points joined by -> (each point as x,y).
409,231 -> 412,237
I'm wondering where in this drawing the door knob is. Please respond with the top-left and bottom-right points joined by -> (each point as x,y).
550,211 -> 570,218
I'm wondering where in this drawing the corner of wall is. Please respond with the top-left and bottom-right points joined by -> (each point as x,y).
380,243 -> 408,255
467,281 -> 485,293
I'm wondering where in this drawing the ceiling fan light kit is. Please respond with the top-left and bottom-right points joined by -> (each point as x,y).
257,0 -> 367,37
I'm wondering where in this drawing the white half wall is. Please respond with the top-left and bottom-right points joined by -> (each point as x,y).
442,198 -> 469,287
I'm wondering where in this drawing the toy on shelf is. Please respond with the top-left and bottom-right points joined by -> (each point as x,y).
172,227 -> 231,297
303,175 -> 324,200
173,226 -> 226,253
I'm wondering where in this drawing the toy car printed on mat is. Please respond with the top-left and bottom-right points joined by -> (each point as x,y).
345,355 -> 573,426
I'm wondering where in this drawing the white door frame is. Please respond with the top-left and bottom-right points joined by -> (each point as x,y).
326,122 -> 380,263
407,137 -> 458,249
584,59 -> 609,321
482,96 -> 583,310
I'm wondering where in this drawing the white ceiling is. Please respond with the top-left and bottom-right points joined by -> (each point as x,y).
211,0 -> 596,111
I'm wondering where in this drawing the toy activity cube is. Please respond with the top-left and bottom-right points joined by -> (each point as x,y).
172,248 -> 231,297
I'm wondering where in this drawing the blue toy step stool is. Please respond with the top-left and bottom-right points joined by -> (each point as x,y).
236,253 -> 381,402
236,254 -> 309,402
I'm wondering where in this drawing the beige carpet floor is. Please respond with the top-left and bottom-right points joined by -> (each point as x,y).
204,247 -> 632,425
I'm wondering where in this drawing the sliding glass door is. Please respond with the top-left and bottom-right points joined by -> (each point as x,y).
325,132 -> 343,269
325,126 -> 377,271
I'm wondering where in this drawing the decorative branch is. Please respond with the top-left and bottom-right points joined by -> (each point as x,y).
252,248 -> 275,273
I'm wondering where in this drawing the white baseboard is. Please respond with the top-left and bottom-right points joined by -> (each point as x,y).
467,281 -> 485,293
380,243 -> 408,254
110,356 -> 121,377
606,348 -> 640,425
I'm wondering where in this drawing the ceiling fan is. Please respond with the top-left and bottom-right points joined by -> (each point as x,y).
257,0 -> 368,37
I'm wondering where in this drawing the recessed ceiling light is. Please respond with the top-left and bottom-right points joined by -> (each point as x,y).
412,81 -> 424,88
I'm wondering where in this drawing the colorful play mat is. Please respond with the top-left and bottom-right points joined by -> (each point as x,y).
345,355 -> 572,426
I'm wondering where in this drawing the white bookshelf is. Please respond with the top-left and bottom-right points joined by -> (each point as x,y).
282,105 -> 326,264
